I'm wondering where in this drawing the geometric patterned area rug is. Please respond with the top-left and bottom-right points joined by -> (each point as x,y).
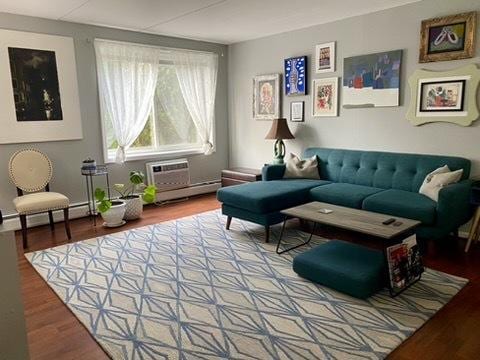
25,210 -> 467,360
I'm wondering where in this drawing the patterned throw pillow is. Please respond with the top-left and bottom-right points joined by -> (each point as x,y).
419,165 -> 463,202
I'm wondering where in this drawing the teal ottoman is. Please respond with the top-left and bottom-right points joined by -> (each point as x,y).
292,240 -> 386,299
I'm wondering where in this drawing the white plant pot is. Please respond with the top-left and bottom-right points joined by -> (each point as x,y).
100,200 -> 126,227
122,196 -> 144,220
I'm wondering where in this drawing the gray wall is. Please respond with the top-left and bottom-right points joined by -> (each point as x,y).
0,13 -> 228,215
228,0 -> 480,177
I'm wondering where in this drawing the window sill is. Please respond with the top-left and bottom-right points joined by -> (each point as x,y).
105,147 -> 210,163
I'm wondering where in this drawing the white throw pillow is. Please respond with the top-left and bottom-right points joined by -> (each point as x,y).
284,153 -> 320,179
419,166 -> 463,202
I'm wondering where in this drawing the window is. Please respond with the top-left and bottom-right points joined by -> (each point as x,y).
95,39 -> 218,163
104,63 -> 202,160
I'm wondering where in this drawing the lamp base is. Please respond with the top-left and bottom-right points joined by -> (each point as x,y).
272,139 -> 285,164
272,157 -> 284,165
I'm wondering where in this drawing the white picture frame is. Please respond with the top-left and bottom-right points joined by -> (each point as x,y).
0,29 -> 83,144
315,41 -> 335,74
290,101 -> 304,122
253,73 -> 281,120
312,77 -> 339,117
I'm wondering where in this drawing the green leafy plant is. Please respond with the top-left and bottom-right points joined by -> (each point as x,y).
113,171 -> 157,204
95,188 -> 112,213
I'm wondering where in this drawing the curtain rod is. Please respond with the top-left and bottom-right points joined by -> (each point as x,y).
94,38 -> 219,56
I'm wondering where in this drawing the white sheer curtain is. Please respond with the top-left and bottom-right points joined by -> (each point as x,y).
172,50 -> 218,155
94,40 -> 160,163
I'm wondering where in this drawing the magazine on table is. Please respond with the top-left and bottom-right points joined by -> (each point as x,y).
386,235 -> 424,292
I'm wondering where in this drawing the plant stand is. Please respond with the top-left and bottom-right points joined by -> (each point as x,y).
82,165 -> 110,226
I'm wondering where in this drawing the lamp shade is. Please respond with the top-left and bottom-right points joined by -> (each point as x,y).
265,118 -> 295,140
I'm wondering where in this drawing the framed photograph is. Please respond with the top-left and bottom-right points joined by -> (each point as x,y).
419,79 -> 465,112
253,74 -> 281,120
285,56 -> 307,96
419,12 -> 476,63
406,64 -> 480,126
290,101 -> 304,122
0,29 -> 83,144
312,77 -> 338,117
315,42 -> 335,73
343,50 -> 402,108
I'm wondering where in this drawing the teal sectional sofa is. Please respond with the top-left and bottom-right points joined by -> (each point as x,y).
217,148 -> 473,242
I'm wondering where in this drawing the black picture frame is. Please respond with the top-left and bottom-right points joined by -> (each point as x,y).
290,101 -> 304,122
418,79 -> 466,112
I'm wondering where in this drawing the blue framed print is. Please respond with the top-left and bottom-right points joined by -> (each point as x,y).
285,56 -> 307,96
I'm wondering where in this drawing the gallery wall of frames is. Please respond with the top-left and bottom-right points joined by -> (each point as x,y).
252,11 -> 478,127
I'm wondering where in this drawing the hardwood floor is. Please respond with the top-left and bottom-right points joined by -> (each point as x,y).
16,193 -> 480,359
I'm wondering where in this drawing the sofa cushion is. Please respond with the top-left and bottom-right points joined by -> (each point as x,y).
217,179 -> 330,213
293,240 -> 385,299
309,183 -> 384,209
362,189 -> 436,225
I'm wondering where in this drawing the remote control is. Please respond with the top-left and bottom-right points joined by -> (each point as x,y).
382,218 -> 396,225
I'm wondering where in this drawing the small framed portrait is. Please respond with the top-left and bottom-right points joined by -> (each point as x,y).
312,77 -> 338,117
253,74 -> 281,120
315,41 -> 335,73
419,12 -> 476,63
290,101 -> 304,122
285,56 -> 307,96
418,79 -> 466,113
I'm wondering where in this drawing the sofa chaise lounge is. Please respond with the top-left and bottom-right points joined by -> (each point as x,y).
217,148 -> 473,242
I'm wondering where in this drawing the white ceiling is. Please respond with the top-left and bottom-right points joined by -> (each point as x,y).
0,0 -> 421,44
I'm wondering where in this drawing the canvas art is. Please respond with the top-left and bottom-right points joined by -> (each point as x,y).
253,74 -> 280,120
419,12 -> 476,63
315,42 -> 335,73
419,80 -> 465,112
0,29 -> 82,144
343,50 -> 402,108
290,101 -> 304,122
284,56 -> 306,96
312,77 -> 338,117
8,47 -> 63,121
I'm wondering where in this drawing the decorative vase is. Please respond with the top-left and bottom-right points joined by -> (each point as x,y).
100,200 -> 126,227
122,196 -> 144,220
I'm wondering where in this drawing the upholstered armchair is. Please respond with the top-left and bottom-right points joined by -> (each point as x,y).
8,149 -> 71,249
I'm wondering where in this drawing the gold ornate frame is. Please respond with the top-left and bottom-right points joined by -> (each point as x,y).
419,11 -> 476,63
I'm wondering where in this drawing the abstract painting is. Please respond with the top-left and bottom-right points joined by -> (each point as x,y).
0,29 -> 82,144
8,47 -> 63,121
419,12 -> 476,63
253,74 -> 280,120
284,56 -> 306,96
419,80 -> 465,112
312,77 -> 338,117
315,41 -> 335,73
343,50 -> 402,108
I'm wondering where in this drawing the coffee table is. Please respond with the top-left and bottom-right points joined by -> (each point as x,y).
277,201 -> 422,296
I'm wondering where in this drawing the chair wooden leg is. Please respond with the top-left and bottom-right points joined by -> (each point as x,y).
48,210 -> 55,231
19,214 -> 28,249
465,208 -> 480,252
265,225 -> 270,243
226,216 -> 232,230
63,208 -> 71,240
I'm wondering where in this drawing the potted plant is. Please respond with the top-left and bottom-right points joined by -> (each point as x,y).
94,188 -> 126,227
113,171 -> 157,220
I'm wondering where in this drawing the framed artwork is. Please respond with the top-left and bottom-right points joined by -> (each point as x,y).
343,50 -> 402,108
253,74 -> 281,120
290,101 -> 304,122
406,64 -> 480,126
312,77 -> 338,117
0,29 -> 83,144
285,56 -> 307,96
419,12 -> 476,63
315,42 -> 335,73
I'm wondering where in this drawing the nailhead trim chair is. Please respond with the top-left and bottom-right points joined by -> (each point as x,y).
9,149 -> 71,249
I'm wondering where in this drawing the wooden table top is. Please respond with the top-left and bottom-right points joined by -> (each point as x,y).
281,201 -> 420,240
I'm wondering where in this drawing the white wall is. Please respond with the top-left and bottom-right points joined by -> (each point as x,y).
228,0 -> 480,177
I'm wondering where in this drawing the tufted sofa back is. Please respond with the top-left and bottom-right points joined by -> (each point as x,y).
303,148 -> 471,193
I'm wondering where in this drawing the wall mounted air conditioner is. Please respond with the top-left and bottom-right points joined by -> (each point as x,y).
146,159 -> 190,192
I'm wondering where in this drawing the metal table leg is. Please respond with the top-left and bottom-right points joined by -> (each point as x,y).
276,217 -> 317,254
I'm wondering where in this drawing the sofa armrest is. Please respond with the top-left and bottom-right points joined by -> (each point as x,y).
437,179 -> 474,229
262,164 -> 285,181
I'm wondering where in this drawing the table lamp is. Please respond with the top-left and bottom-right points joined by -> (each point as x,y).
265,118 -> 295,164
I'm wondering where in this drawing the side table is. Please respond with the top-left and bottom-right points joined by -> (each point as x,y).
465,182 -> 480,252
221,167 -> 262,187
82,165 -> 111,226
